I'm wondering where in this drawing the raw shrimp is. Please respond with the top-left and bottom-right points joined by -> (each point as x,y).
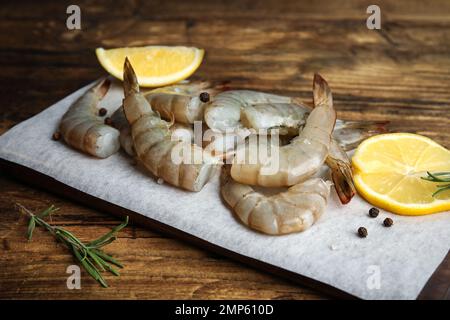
111,106 -> 195,157
203,91 -> 300,159
230,74 -> 336,187
144,81 -> 224,124
59,79 -> 120,158
237,101 -> 380,202
122,58 -> 219,191
204,90 -> 298,133
241,102 -> 387,150
204,87 -> 386,203
206,90 -> 387,150
221,166 -> 331,235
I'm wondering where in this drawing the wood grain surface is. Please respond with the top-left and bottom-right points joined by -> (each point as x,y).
0,0 -> 449,300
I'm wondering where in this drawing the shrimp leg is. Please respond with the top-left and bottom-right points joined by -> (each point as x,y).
59,79 -> 120,158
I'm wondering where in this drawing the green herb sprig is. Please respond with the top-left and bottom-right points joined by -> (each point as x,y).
421,171 -> 450,197
16,203 -> 128,288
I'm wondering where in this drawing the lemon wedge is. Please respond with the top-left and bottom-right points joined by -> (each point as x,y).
352,133 -> 450,215
96,46 -> 204,87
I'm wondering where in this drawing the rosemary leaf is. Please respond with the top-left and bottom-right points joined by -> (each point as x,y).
432,185 -> 450,197
94,255 -> 120,276
27,217 -> 36,241
88,236 -> 117,249
38,205 -> 59,218
87,216 -> 129,247
54,227 -> 86,248
422,171 -> 450,197
102,263 -> 120,277
72,245 -> 107,287
436,183 -> 450,188
84,254 -> 103,276
55,230 -> 82,250
86,250 -> 106,272
17,203 -> 128,288
92,249 -> 124,268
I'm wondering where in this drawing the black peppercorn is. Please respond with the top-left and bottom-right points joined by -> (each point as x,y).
104,117 -> 113,126
358,227 -> 368,238
199,92 -> 210,103
99,108 -> 107,116
383,218 -> 393,227
369,207 -> 379,218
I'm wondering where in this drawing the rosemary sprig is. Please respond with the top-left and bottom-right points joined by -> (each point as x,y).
16,203 -> 128,288
421,171 -> 450,197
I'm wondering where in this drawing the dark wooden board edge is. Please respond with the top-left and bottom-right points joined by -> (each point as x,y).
1,157 -> 447,300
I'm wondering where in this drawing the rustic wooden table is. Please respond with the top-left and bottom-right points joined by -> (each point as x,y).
0,0 -> 449,299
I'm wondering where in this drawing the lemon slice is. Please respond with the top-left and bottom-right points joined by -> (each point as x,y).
352,133 -> 450,215
96,46 -> 204,87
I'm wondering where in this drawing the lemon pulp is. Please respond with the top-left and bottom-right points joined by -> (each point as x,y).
96,46 -> 204,87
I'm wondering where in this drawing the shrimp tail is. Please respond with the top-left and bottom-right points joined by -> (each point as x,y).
326,139 -> 356,204
311,76 -> 354,204
122,58 -> 155,125
313,73 -> 333,109
326,156 -> 356,204
123,57 -> 139,96
312,73 -> 337,130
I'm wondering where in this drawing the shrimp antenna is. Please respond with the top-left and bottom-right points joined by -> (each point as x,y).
123,57 -> 139,96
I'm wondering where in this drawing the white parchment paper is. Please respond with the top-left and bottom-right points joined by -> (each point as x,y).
0,79 -> 449,299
